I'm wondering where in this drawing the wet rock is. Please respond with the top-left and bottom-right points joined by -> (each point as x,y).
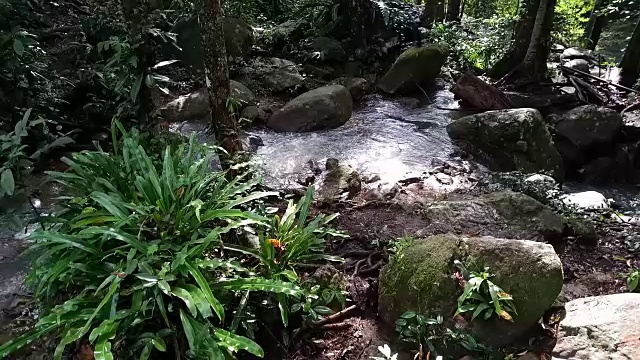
565,59 -> 590,72
267,85 -> 353,132
581,156 -> 616,184
378,44 -> 449,94
240,106 -> 260,121
312,37 -> 347,63
564,217 -> 598,245
303,64 -> 334,79
561,191 -> 611,210
421,191 -> 565,242
553,293 -> 640,360
331,77 -> 371,100
269,19 -> 309,46
158,80 -> 255,122
434,172 -> 453,185
561,47 -> 594,60
447,108 -> 565,181
171,16 -> 253,69
379,235 -> 563,348
550,106 -> 622,154
317,160 -> 361,203
235,57 -> 305,94
524,174 -> 556,185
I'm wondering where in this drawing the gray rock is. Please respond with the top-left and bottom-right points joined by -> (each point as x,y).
157,80 -> 255,122
235,57 -> 305,94
561,191 -> 611,210
553,293 -> 640,360
171,16 -> 253,69
420,191 -> 565,242
267,85 -> 353,132
317,161 -> 361,203
447,108 -> 565,181
561,47 -> 594,60
240,106 -> 260,121
331,77 -> 371,100
312,37 -> 347,63
378,44 -> 449,94
379,235 -> 563,348
551,106 -> 622,150
565,59 -> 590,72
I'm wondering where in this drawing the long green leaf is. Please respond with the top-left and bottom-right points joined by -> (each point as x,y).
213,327 -> 264,357
172,287 -> 198,317
185,261 -> 224,321
214,278 -> 303,296
0,324 -> 58,357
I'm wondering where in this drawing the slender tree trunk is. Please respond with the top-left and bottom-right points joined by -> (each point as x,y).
446,0 -> 461,22
582,0 -> 607,50
620,19 -> 640,87
588,15 -> 607,50
421,0 -> 440,27
339,0 -> 379,49
198,0 -> 241,164
120,0 -> 154,122
435,0 -> 446,22
500,0 -> 557,84
487,0 -> 540,79
460,0 -> 465,17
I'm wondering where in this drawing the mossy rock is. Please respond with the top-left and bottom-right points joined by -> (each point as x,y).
447,108 -> 565,181
378,44 -> 449,94
378,234 -> 563,348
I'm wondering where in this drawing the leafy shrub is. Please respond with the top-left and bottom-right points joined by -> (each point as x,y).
454,260 -> 517,322
395,311 -> 494,358
628,268 -> 639,292
0,124 -> 308,359
430,16 -> 515,71
226,186 -> 346,325
552,0 -> 594,46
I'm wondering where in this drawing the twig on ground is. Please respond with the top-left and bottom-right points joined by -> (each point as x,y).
315,322 -> 352,331
352,258 -> 366,277
313,305 -> 358,327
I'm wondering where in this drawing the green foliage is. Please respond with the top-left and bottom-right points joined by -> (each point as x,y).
291,283 -> 346,323
430,16 -> 515,71
454,260 -> 517,322
389,236 -> 414,260
395,311 -> 494,358
553,0 -> 595,46
0,124 -> 307,359
628,268 -> 639,292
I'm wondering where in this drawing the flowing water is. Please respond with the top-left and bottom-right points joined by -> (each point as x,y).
250,90 -> 465,188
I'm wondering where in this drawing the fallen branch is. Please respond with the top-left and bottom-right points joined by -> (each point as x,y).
352,258 -> 366,277
568,76 -> 588,104
560,65 -> 640,94
315,322 -> 352,331
570,75 -> 608,104
312,305 -> 358,327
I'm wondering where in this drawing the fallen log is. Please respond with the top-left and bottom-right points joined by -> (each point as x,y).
451,72 -> 512,110
560,65 -> 640,95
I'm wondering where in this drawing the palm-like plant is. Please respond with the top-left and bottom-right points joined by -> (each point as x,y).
0,123 -> 302,360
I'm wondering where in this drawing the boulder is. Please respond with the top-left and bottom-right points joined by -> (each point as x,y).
240,106 -> 260,121
447,108 -> 565,180
312,37 -> 347,63
157,80 -> 255,122
267,85 -> 353,132
565,59 -> 590,73
269,19 -> 309,45
317,159 -> 361,203
551,106 -> 622,151
379,234 -> 563,348
171,16 -> 253,69
223,17 -> 254,59
553,294 -> 640,360
561,191 -> 611,210
561,47 -> 594,60
235,57 -> 305,94
331,77 -> 371,100
378,44 -> 449,94
420,191 -> 565,242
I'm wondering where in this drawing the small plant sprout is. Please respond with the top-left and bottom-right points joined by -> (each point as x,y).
628,268 -> 639,292
454,260 -> 517,322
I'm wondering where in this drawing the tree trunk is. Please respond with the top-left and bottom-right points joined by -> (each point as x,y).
582,0 -> 607,50
339,0 -> 380,49
446,0 -> 461,22
620,19 -> 640,87
421,0 -> 440,27
120,0 -> 154,122
198,0 -> 241,164
435,0 -> 446,22
487,0 -> 540,79
452,73 -> 512,109
500,0 -> 557,84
